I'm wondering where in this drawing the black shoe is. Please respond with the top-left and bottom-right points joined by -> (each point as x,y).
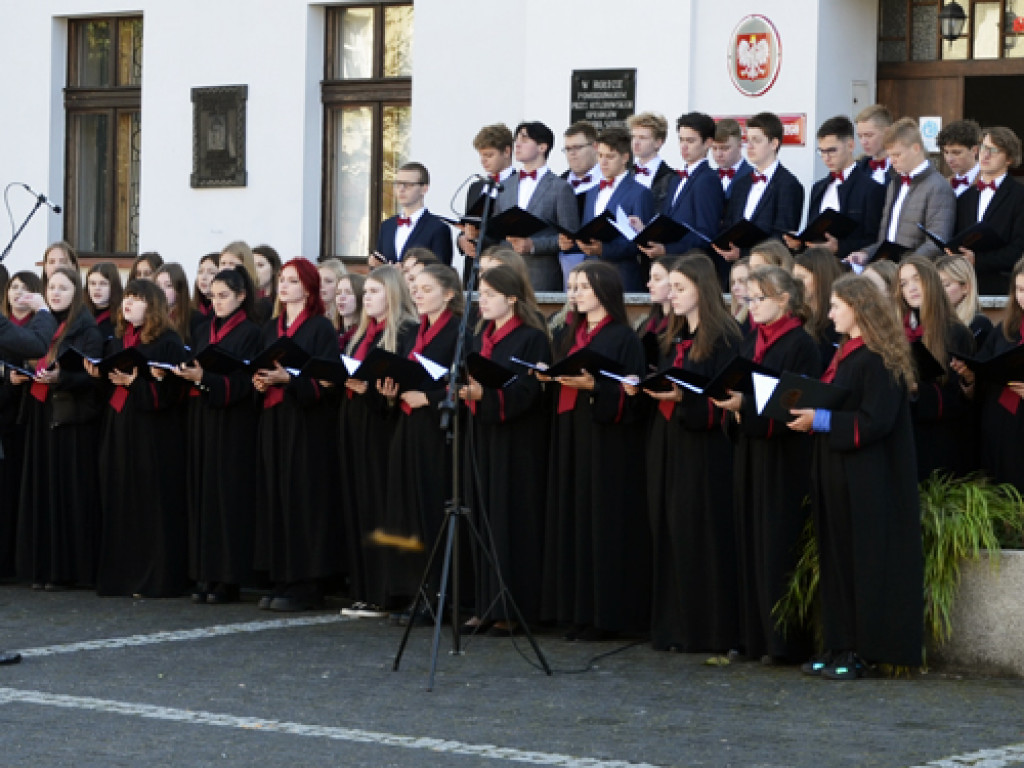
0,651 -> 21,666
822,651 -> 864,681
191,591 -> 208,604
207,584 -> 240,605
269,595 -> 324,612
578,626 -> 618,642
801,651 -> 834,676
257,595 -> 274,610
563,624 -> 587,641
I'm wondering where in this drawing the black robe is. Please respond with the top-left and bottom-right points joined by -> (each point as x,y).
977,324 -> 1024,492
466,322 -> 552,624
96,328 -> 190,597
186,312 -> 262,587
542,321 -> 651,635
338,320 -> 418,609
910,320 -> 975,480
812,344 -> 923,666
732,324 -> 821,661
16,309 -> 104,586
255,313 -> 341,586
382,315 -> 462,602
647,327 -> 741,652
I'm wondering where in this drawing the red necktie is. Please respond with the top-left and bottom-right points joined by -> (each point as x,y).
751,172 -> 768,184
520,169 -> 537,181
951,176 -> 968,189
634,166 -> 650,176
599,179 -> 615,190
397,217 -> 411,227
677,169 -> 689,180
869,159 -> 887,172
900,174 -> 913,186
830,171 -> 845,183
977,179 -> 997,192
570,174 -> 591,189
718,168 -> 736,180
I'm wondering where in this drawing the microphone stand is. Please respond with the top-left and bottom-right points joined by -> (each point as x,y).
392,177 -> 552,691
1,195 -> 47,263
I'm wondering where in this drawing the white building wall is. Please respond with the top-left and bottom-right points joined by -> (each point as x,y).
0,0 -> 877,278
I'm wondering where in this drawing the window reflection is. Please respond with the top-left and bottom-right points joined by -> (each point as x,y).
974,1 -> 1002,59
339,8 -> 374,79
73,113 -> 110,252
334,106 -> 373,257
382,105 -> 412,221
384,6 -> 413,77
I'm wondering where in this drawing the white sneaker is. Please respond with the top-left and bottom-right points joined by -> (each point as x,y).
341,602 -> 388,618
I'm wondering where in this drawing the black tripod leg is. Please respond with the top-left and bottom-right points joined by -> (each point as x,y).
427,512 -> 459,691
392,507 -> 452,672
461,512 -> 552,675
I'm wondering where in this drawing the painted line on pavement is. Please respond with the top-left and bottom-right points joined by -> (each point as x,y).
18,614 -> 350,657
908,744 -> 1024,767
0,687 -> 663,768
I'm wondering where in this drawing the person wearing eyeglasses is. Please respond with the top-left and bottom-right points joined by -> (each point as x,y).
950,126 -> 1024,296
370,162 -> 453,267
557,122 -> 601,287
783,116 -> 884,262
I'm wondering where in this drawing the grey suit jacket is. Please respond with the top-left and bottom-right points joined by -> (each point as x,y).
497,170 -> 580,256
866,164 -> 955,260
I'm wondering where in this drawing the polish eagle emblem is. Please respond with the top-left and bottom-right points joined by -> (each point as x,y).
736,33 -> 771,81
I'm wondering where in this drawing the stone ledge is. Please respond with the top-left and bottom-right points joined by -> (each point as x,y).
930,550 -> 1024,677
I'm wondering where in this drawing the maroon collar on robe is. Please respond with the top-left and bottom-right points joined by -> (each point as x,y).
821,337 -> 865,384
753,314 -> 802,363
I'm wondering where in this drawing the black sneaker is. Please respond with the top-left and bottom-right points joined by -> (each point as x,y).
821,651 -> 864,681
801,651 -> 834,676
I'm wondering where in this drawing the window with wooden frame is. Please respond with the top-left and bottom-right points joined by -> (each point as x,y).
64,16 -> 143,265
879,0 -> 1024,61
321,3 -> 413,263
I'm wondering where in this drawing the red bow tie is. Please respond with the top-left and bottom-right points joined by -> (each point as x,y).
570,174 -> 592,188
977,179 -> 997,192
634,166 -> 651,176
397,217 -> 411,227
951,176 -> 969,189
599,179 -> 615,190
751,172 -> 768,184
677,169 -> 689,180
718,168 -> 736,180
869,159 -> 887,172
830,171 -> 845,183
520,169 -> 537,181
900,174 -> 913,186
490,173 -> 501,183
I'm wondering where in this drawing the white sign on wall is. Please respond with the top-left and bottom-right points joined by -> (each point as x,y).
920,116 -> 942,153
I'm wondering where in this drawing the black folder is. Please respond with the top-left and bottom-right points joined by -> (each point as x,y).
191,344 -> 247,376
958,343 -> 1024,385
301,356 -> 350,385
796,210 -> 859,243
917,222 -> 1006,254
554,211 -> 630,244
349,348 -> 432,391
911,340 -> 946,383
873,240 -> 911,262
466,353 -> 518,389
712,220 -> 770,250
56,346 -> 93,374
757,371 -> 850,422
1,359 -> 37,378
246,336 -> 310,373
640,331 -> 661,372
488,206 -> 552,240
511,348 -> 625,378
702,355 -> 778,401
632,214 -> 711,248
641,366 -> 710,393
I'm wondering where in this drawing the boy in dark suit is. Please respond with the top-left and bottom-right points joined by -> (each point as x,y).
715,112 -> 805,283
938,119 -> 981,197
457,124 -> 516,281
499,121 -> 580,291
855,104 -> 895,185
637,111 -> 723,260
575,126 -> 654,291
711,118 -> 751,200
370,162 -> 453,266
558,121 -> 601,285
627,112 -> 676,212
951,126 -> 1024,295
784,115 -> 884,260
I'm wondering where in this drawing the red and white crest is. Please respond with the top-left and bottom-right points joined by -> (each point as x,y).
736,33 -> 771,81
727,16 -> 782,97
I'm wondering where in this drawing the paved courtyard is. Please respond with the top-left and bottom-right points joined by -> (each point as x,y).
0,586 -> 1022,767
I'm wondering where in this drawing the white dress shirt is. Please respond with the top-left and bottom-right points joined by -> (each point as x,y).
671,158 -> 707,206
820,162 -> 857,214
977,173 -> 1005,221
744,160 -> 778,220
887,159 -> 930,242
595,170 -> 627,215
951,163 -> 980,197
518,165 -> 549,208
394,205 -> 425,258
633,157 -> 663,189
568,163 -> 601,195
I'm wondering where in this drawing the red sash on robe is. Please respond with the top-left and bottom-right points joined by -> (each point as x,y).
109,324 -> 141,413
821,337 -> 865,384
469,315 -> 521,417
263,309 -> 310,409
753,314 -> 802,364
998,334 -> 1024,414
658,338 -> 693,421
557,315 -> 613,414
29,320 -> 68,402
401,310 -> 452,415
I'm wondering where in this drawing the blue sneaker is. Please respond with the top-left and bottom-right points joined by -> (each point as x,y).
822,651 -> 864,681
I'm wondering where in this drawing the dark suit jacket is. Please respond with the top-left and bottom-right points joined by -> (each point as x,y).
722,162 -> 805,239
955,176 -> 1024,295
722,159 -> 753,201
660,161 -> 724,254
582,175 -> 654,291
634,160 -> 676,213
806,164 -> 885,259
375,209 -> 453,265
856,156 -> 898,187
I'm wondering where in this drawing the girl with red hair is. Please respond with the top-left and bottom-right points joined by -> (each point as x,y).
252,258 -> 340,611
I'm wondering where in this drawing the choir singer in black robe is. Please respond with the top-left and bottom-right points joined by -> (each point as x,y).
790,275 -> 922,678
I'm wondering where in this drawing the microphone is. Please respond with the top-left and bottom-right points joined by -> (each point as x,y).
21,184 -> 62,214
475,174 -> 504,193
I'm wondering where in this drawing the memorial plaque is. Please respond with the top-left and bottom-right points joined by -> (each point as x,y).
191,85 -> 248,188
570,69 -> 636,131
